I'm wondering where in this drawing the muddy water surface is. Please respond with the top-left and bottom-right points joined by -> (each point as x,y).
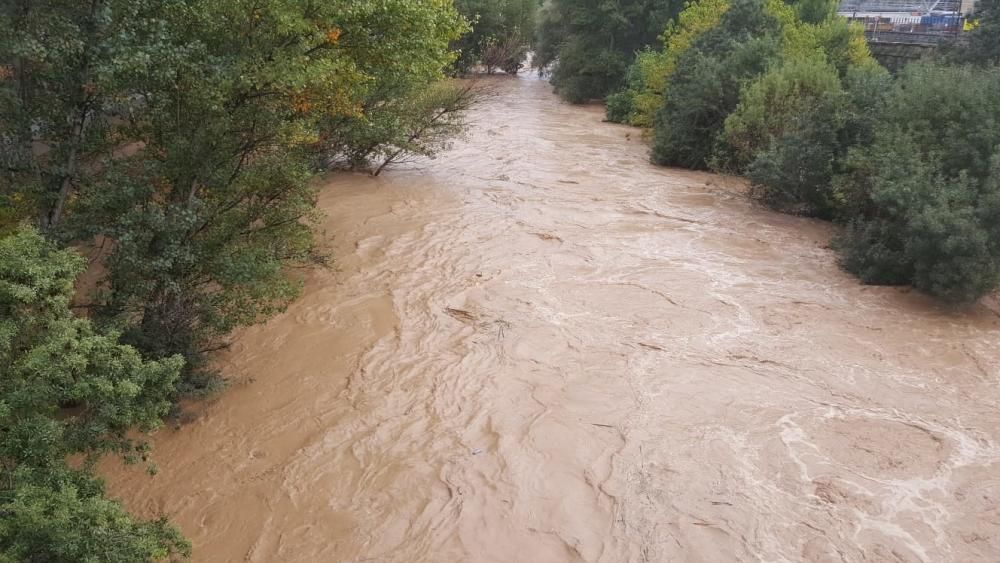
108,75 -> 1000,562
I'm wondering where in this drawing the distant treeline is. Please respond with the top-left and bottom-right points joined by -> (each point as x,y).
537,0 -> 1000,305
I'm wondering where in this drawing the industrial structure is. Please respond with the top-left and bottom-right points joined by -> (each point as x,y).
838,0 -> 977,43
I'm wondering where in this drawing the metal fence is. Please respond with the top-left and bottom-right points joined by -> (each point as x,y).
839,0 -> 961,13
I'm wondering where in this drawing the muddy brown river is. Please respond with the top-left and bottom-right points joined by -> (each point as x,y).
107,75 -> 1000,562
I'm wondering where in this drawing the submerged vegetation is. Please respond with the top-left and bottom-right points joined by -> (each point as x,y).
0,0 -> 481,559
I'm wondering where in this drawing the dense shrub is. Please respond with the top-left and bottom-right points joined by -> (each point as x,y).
719,57 -> 844,171
606,0 -> 731,127
834,63 -> 1000,303
535,0 -> 683,103
745,97 -> 843,215
605,52 -> 650,123
549,39 -> 631,103
745,64 -> 892,218
452,0 -> 536,74
650,0 -> 781,169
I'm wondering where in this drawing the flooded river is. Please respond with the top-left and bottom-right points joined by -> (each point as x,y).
108,75 -> 1000,562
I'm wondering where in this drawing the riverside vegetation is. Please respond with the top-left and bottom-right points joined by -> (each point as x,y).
0,0 -> 536,559
538,0 -> 1000,305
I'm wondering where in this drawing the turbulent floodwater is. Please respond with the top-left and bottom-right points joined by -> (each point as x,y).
107,75 -> 1000,562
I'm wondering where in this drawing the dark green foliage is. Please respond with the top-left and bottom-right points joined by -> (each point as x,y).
604,52 -> 648,123
0,228 -> 189,561
0,0 -> 467,557
650,0 -> 781,169
453,0 -> 536,74
746,100 -> 842,215
549,39 -> 630,103
744,64 -> 893,218
535,0 -> 684,103
605,90 -> 637,124
0,0 -> 173,230
835,63 -> 1000,303
2,471 -> 189,563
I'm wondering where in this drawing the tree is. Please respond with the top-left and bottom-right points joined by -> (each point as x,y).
452,0 -> 537,74
534,0 -> 684,103
719,57 -> 844,171
371,82 -> 482,176
1,0 -> 466,392
0,227 -> 188,561
0,0 -> 181,231
605,0 -> 731,126
835,63 -> 1000,303
744,63 -> 892,218
650,0 -> 781,169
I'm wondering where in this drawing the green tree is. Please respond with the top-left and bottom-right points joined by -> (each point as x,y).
0,227 -> 188,561
0,0 -> 180,230
535,0 -> 684,103
370,82 -> 482,176
744,63 -> 892,217
319,1 -> 468,170
452,0 -> 537,74
835,63 -> 1000,303
606,0 -> 731,126
650,0 -> 781,169
719,57 -> 844,171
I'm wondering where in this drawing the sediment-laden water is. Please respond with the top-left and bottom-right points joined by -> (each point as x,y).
107,74 -> 1000,562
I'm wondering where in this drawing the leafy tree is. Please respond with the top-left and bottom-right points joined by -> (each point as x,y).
835,62 -> 1000,303
0,227 -> 188,561
605,53 -> 652,123
745,63 -> 892,217
606,0 -> 731,126
3,0 -> 466,391
452,0 -> 537,74
719,57 -> 844,171
370,82 -> 482,176
535,0 -> 683,103
319,2 -> 468,170
716,0 -> 875,216
650,0 -> 781,169
0,0 -> 180,230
